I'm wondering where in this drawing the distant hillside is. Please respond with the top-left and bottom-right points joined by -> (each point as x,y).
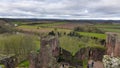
0,18 -> 120,24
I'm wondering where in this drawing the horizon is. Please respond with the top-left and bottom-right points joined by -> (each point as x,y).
1,17 -> 120,20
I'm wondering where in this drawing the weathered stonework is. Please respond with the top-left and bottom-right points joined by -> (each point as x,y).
75,47 -> 105,61
106,32 -> 120,57
29,36 -> 60,68
0,55 -> 17,68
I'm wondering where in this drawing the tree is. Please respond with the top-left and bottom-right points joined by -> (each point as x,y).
0,20 -> 15,34
74,25 -> 104,33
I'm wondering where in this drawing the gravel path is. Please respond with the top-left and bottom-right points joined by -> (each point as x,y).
93,61 -> 104,68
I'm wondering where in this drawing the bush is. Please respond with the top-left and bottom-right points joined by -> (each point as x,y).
74,25 -> 104,33
0,22 -> 15,33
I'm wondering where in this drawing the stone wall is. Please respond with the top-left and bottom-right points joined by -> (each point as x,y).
29,35 -> 107,68
106,32 -> 120,57
0,55 -> 17,68
75,47 -> 105,61
29,36 -> 60,68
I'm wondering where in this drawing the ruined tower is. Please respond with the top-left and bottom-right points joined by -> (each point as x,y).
106,32 -> 120,57
29,36 -> 60,68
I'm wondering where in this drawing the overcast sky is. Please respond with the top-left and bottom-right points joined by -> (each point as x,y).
0,0 -> 120,19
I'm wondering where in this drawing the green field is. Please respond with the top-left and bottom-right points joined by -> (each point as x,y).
1,22 -> 119,67
95,24 -> 120,33
17,23 -> 71,34
59,36 -> 105,55
27,22 -> 65,27
14,22 -> 65,27
100,28 -> 120,33
95,24 -> 120,28
77,32 -> 106,39
59,36 -> 81,55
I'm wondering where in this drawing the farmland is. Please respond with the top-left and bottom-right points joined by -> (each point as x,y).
95,24 -> 120,33
14,22 -> 108,54
17,22 -> 71,34
0,19 -> 120,68
13,22 -> 119,56
77,32 -> 106,39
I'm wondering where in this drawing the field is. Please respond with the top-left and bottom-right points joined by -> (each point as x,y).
14,22 -> 119,56
77,32 -> 106,39
17,22 -> 71,34
15,22 -> 109,54
95,24 -> 120,33
17,22 -> 120,34
0,21 -> 120,68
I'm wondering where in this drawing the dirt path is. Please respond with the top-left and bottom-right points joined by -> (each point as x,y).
93,61 -> 104,68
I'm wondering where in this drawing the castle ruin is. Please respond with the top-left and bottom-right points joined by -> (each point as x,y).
29,36 -> 60,68
106,32 -> 120,57
0,54 -> 17,68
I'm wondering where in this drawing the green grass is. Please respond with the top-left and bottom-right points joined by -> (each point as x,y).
0,64 -> 4,68
95,24 -> 120,33
0,34 -> 39,67
100,28 -> 120,33
18,24 -> 71,34
59,36 -> 105,55
18,25 -> 38,29
77,32 -> 106,39
95,24 -> 120,29
59,36 -> 81,55
18,22 -> 65,28
31,22 -> 65,27
34,40 -> 40,50
17,22 -> 66,30
83,59 -> 88,68
12,21 -> 24,26
18,60 -> 29,67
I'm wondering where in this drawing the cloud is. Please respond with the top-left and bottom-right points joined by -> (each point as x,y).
0,0 -> 120,19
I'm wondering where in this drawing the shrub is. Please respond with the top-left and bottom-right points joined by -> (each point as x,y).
74,25 -> 104,33
0,22 -> 16,34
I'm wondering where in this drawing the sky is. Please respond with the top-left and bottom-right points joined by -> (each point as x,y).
0,0 -> 120,20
